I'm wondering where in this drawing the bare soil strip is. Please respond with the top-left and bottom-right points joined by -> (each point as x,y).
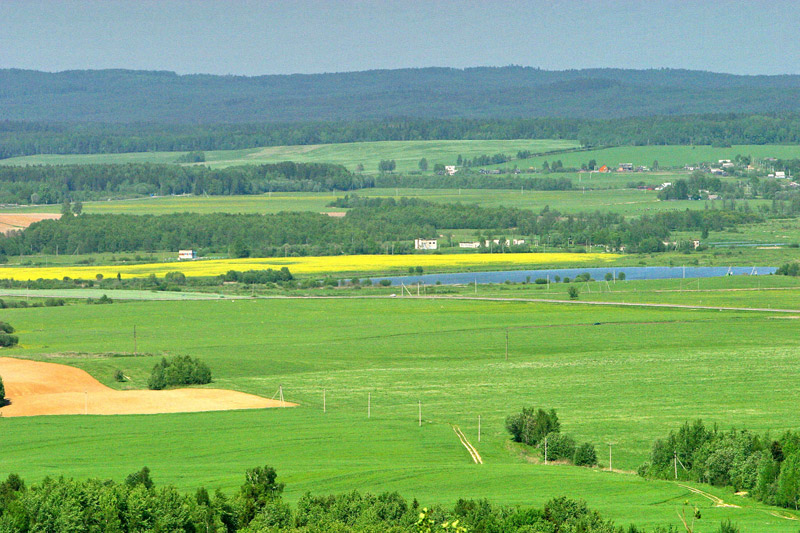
0,213 -> 60,234
0,357 -> 293,417
452,425 -> 483,464
678,484 -> 739,508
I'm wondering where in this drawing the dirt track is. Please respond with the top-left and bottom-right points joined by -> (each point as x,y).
0,357 -> 293,417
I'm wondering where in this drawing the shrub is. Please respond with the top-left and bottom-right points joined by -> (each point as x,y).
506,407 -> 560,446
542,432 -> 575,461
574,443 -> 598,466
165,271 -> 186,285
534,278 -> 547,284
113,369 -> 125,382
0,333 -> 18,348
567,286 -> 579,299
87,294 -> 113,305
617,272 -> 626,281
148,355 -> 212,390
0,375 -> 4,403
379,279 -> 392,286
44,298 -> 65,307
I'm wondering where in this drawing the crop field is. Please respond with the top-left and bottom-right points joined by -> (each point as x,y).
1,294 -> 800,530
0,252 -> 617,280
0,139 -> 580,172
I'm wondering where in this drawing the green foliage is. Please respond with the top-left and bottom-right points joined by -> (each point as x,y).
543,432 -> 575,461
148,355 -> 212,390
125,466 -> 154,489
176,151 -> 206,163
574,443 -> 598,466
238,465 -> 285,524
506,407 -> 560,446
568,285 -> 579,299
164,271 -> 187,285
776,262 -> 800,276
0,374 -> 4,403
0,322 -> 18,348
86,294 -> 112,304
113,369 -> 125,382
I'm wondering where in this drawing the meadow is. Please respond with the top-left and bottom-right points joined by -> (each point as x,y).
0,187 -> 764,218
1,294 -> 800,530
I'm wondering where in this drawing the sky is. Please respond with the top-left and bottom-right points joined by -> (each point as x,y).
2,0 -> 799,76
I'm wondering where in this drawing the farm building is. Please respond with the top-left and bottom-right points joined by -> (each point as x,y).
444,165 -> 458,175
414,239 -> 438,250
178,249 -> 197,260
459,241 -> 480,248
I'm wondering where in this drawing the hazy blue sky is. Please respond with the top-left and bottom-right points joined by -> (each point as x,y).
2,0 -> 799,76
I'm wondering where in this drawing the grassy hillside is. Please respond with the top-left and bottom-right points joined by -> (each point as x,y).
1,295 -> 799,530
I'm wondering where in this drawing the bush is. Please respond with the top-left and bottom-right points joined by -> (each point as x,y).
542,432 -> 576,461
148,355 -> 212,390
165,271 -> 186,285
44,298 -> 65,307
567,286 -> 579,299
379,279 -> 392,286
617,272 -> 626,281
574,443 -> 598,466
506,407 -> 560,446
0,333 -> 18,348
87,294 -> 113,304
534,278 -> 547,284
113,369 -> 125,382
0,375 -> 4,403
0,322 -> 14,334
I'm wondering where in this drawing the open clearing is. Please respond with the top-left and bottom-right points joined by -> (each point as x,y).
0,357 -> 290,417
0,213 -> 60,233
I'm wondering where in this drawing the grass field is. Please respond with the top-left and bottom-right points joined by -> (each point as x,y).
3,142 -> 799,174
1,293 -> 800,530
0,187 -> 768,218
0,139 -> 580,172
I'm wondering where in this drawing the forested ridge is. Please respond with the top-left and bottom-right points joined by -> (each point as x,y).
4,67 -> 800,123
6,114 -> 800,159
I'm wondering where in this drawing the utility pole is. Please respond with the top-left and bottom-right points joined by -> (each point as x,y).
607,442 -> 615,472
674,450 -> 678,479
544,436 -> 548,465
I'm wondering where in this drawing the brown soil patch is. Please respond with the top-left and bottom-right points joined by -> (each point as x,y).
0,357 -> 294,417
322,211 -> 346,217
0,213 -> 61,234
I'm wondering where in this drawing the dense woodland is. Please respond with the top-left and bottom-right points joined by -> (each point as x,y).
0,162 -> 360,203
7,115 -> 800,159
640,420 -> 800,511
0,199 -> 763,258
4,67 -> 800,124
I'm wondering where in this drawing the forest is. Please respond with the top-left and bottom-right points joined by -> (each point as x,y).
7,114 -> 800,159
4,66 -> 800,123
0,162 -> 362,203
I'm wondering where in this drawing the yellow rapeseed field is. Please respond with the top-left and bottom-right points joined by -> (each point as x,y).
0,252 -> 618,281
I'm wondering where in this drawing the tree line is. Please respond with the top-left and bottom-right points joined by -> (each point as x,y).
0,162 -> 363,204
0,198 -> 761,258
640,420 -> 800,511
8,113 -> 800,160
0,465 -> 735,532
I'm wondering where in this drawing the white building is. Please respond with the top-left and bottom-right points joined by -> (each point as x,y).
459,241 -> 481,249
178,249 -> 196,260
444,165 -> 458,175
775,171 -> 787,179
414,239 -> 438,250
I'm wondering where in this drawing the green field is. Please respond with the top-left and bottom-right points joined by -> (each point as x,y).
0,187 -> 768,218
3,142 -> 799,174
2,291 -> 800,530
0,139 -> 580,172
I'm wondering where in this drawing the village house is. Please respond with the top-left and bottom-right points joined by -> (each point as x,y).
414,238 -> 438,250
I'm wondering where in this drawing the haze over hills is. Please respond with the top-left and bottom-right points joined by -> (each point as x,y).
3,66 -> 800,123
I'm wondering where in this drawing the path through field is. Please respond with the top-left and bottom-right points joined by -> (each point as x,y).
452,425 -> 483,464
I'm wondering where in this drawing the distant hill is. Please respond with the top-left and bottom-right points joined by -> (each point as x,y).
3,67 -> 800,123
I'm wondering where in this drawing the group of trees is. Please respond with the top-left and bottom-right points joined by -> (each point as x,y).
0,162 -> 361,204
640,420 -> 800,510
0,197 -> 764,259
505,408 -> 598,467
0,466 -> 696,532
148,355 -> 212,390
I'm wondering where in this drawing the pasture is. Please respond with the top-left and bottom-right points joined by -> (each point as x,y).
0,294 -> 799,530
